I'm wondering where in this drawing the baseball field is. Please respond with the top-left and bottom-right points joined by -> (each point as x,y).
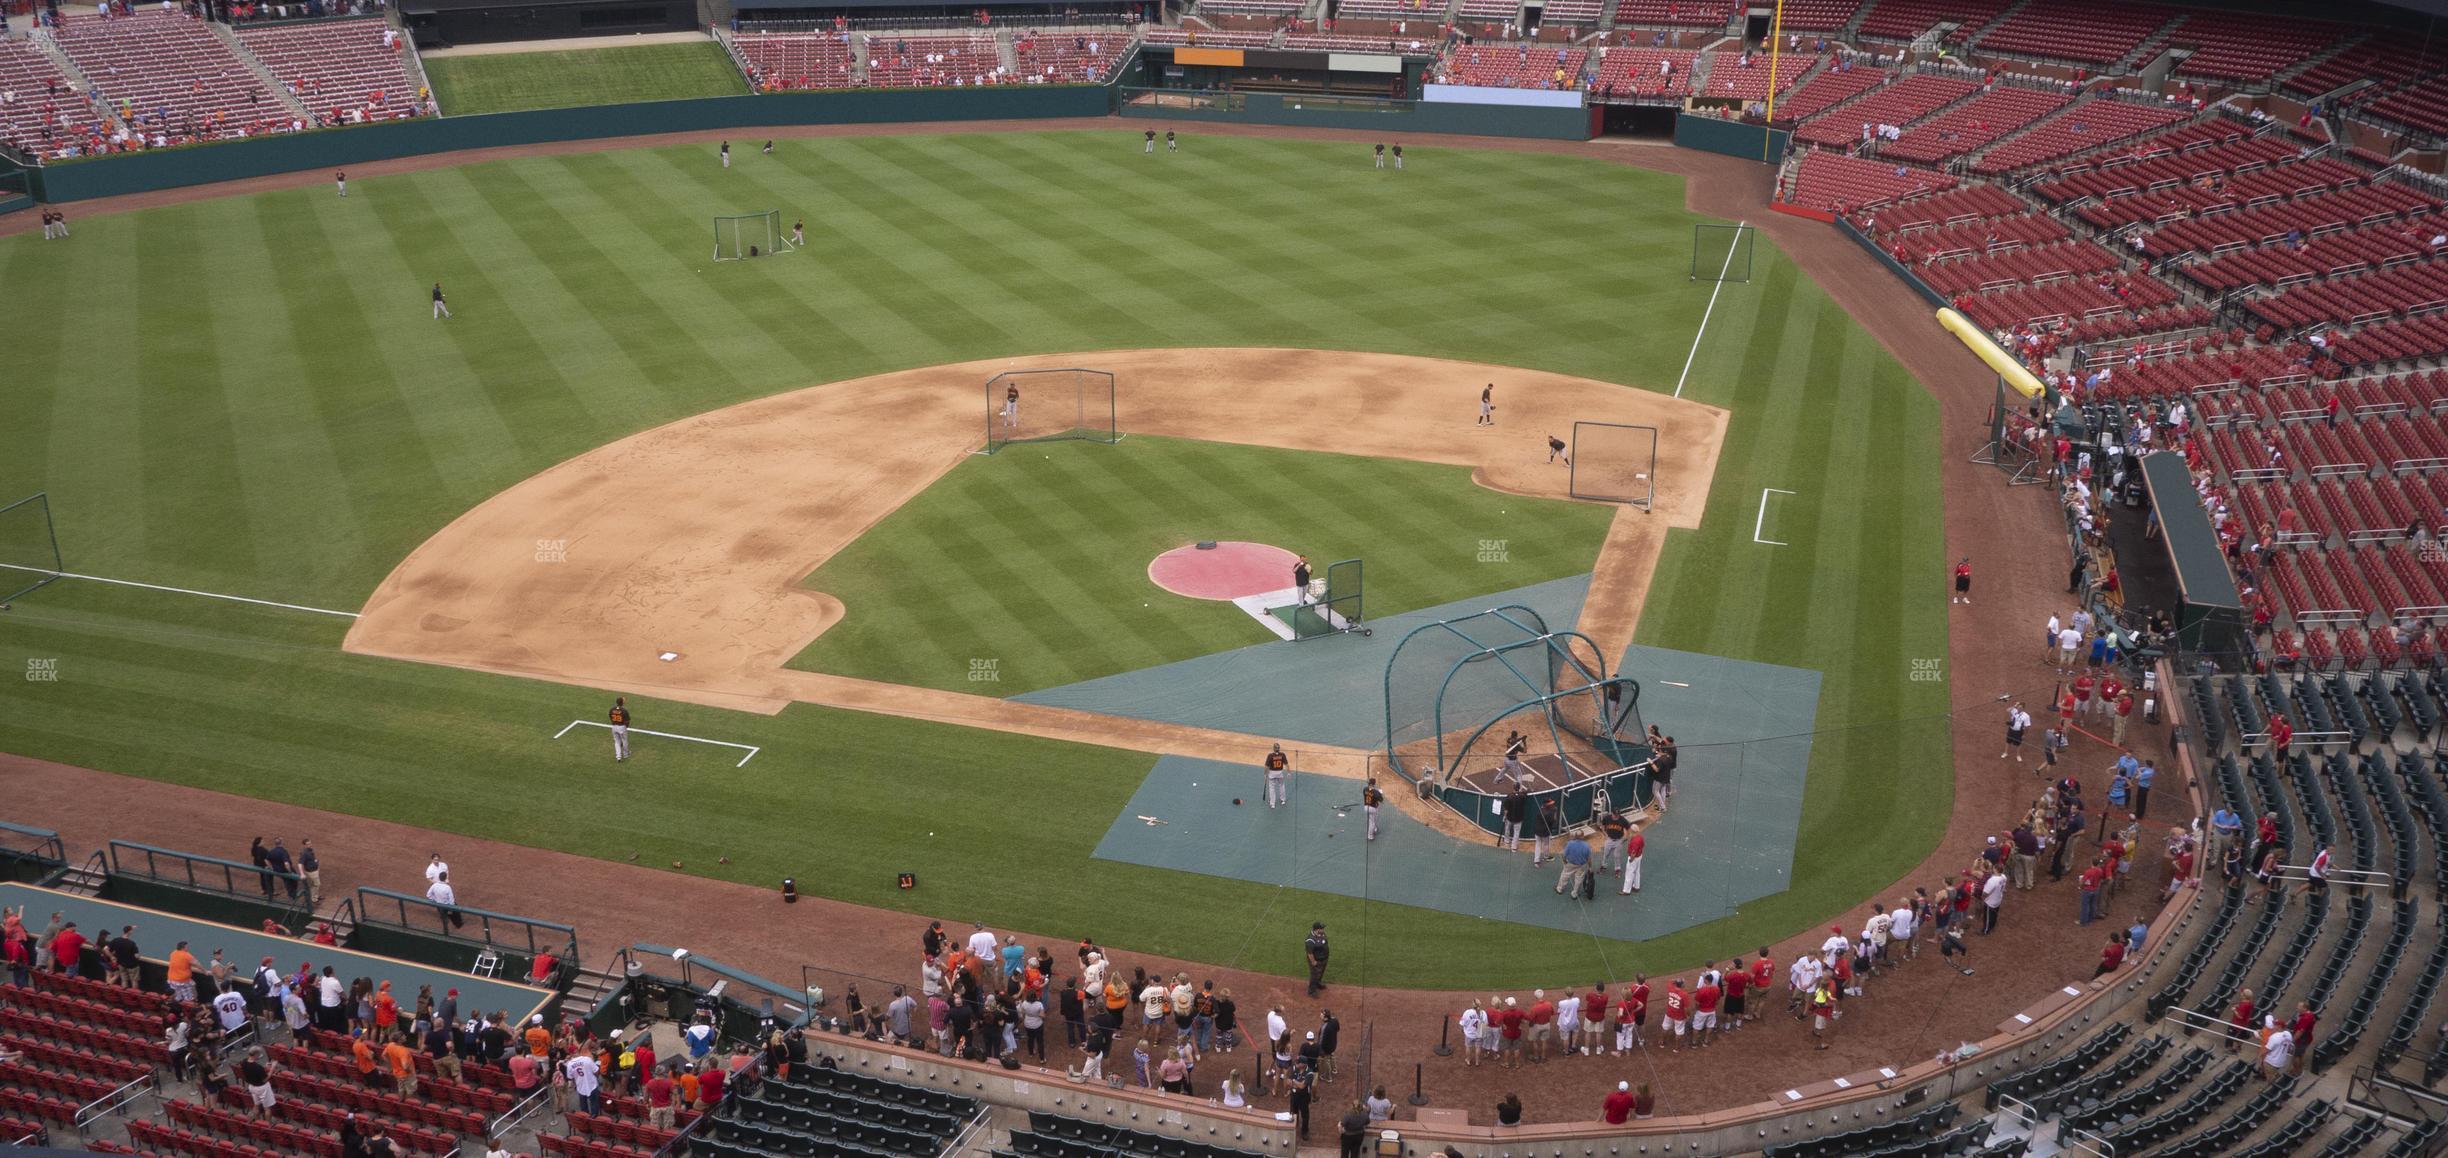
0,128 -> 1946,989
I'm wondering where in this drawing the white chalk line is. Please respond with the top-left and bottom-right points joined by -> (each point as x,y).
1675,219 -> 1748,399
553,719 -> 759,767
1754,488 -> 1795,546
0,562 -> 359,618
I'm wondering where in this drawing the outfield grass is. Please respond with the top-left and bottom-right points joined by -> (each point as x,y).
789,435 -> 1616,694
0,131 -> 1948,987
424,41 -> 749,116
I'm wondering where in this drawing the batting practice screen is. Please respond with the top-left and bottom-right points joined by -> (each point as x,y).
984,368 -> 1119,453
1691,222 -> 1755,283
0,492 -> 63,605
1569,422 -> 1657,508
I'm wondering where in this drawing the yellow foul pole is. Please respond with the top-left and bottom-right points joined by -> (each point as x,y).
1763,0 -> 1786,162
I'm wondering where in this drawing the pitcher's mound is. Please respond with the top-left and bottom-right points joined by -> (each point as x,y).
1148,541 -> 1298,601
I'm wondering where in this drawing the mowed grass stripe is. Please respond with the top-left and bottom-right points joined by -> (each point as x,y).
273,194 -> 456,576
210,200 -> 368,578
571,149 -> 886,384
134,206 -> 256,578
299,176 -> 535,509
465,162 -> 744,419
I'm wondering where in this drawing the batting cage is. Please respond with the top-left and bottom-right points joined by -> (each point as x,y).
1381,606 -> 1650,834
0,492 -> 62,606
1569,421 -> 1657,509
1691,222 -> 1755,283
984,367 -> 1119,453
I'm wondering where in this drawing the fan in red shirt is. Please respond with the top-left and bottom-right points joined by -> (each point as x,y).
48,924 -> 85,975
2230,992 -> 2257,1050
1690,978 -> 1722,1046
1583,984 -> 1609,1054
1615,979 -> 1648,1053
1748,953 -> 1774,1023
1660,981 -> 1689,1051
2268,715 -> 2293,756
1526,992 -> 1557,1063
2072,673 -> 2095,716
1723,964 -> 1749,1026
1602,1080 -> 1637,1124
2093,933 -> 2126,978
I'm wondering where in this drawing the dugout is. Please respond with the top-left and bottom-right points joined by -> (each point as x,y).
401,0 -> 695,47
2139,451 -> 2248,661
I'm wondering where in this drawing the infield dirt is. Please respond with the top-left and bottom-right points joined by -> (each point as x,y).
343,347 -> 1728,778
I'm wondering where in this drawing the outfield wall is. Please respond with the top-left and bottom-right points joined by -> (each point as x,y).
1118,88 -> 1591,140
15,74 -> 1607,204
19,86 -> 1108,204
1672,113 -> 1789,163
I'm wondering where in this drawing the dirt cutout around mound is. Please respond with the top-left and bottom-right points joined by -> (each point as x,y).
345,347 -> 1727,773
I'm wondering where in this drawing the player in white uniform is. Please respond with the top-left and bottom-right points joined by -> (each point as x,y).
1002,383 -> 1020,429
610,696 -> 631,761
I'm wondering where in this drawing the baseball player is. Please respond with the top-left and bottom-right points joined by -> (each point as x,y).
1002,382 -> 1020,429
1373,143 -> 1385,169
1392,144 -> 1404,170
792,220 -> 806,248
335,170 -> 347,198
1144,129 -> 1156,154
1477,384 -> 1494,427
431,283 -> 450,320
1291,555 -> 1312,603
1361,779 -> 1384,840
1166,130 -> 1178,152
720,141 -> 731,169
609,697 -> 631,761
1264,744 -> 1289,808
1546,435 -> 1570,465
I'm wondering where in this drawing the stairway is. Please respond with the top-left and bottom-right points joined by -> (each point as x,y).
25,27 -> 121,135
209,20 -> 310,120
994,30 -> 1019,79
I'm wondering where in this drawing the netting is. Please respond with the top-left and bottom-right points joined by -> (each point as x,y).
1569,421 -> 1657,507
0,493 -> 62,605
984,368 -> 1119,452
713,211 -> 784,261
1382,606 -> 1641,787
1692,222 -> 1755,283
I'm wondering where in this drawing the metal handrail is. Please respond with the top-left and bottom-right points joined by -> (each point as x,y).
490,1082 -> 555,1138
73,1072 -> 152,1135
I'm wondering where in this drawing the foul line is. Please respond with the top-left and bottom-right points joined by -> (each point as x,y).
0,562 -> 359,618
1754,488 -> 1795,546
1675,218 -> 1747,399
552,719 -> 760,767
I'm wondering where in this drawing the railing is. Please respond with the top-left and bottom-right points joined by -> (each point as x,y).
0,821 -> 68,885
105,839 -> 312,929
490,1082 -> 555,1139
348,886 -> 577,986
73,1072 -> 152,1136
